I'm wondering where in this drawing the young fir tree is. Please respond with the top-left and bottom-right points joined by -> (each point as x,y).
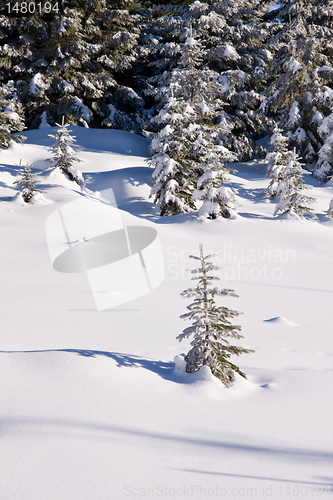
265,126 -> 294,198
148,27 -> 205,216
273,150 -> 316,218
48,117 -> 84,186
177,244 -> 253,386
192,145 -> 236,219
148,94 -> 198,215
13,161 -> 45,203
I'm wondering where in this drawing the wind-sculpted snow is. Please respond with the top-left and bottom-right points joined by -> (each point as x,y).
264,316 -> 299,327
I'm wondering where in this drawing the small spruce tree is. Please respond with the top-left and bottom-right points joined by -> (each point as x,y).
177,244 -> 254,386
14,161 -> 45,203
273,150 -> 316,218
48,117 -> 84,186
192,146 -> 236,219
148,95 -> 198,216
266,126 -> 294,198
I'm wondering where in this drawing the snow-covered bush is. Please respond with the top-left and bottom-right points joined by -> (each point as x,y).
48,117 -> 84,187
177,244 -> 254,386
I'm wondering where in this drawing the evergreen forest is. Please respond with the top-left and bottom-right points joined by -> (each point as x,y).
1,0 -> 333,183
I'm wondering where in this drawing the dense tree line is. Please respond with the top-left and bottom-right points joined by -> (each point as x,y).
1,0 -> 333,190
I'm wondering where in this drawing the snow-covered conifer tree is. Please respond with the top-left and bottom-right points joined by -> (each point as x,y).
192,145 -> 236,218
263,0 -> 333,168
48,117 -> 84,186
148,27 -> 205,215
273,150 -> 316,218
14,161 -> 45,203
177,244 -> 253,386
148,94 -> 198,215
0,83 -> 25,149
314,128 -> 333,182
266,126 -> 294,198
148,23 -> 235,216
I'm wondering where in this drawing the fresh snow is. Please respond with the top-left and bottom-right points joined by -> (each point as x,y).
223,45 -> 239,59
71,96 -> 93,125
29,73 -> 47,95
286,101 -> 302,128
0,128 -> 333,499
318,113 -> 333,138
38,111 -> 51,129
61,79 -> 75,93
288,60 -> 303,74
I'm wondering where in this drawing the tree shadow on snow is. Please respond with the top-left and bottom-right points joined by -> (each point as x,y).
0,195 -> 18,202
3,348 -> 177,383
230,182 -> 268,205
0,181 -> 18,201
1,411 -> 333,472
174,468 -> 333,489
236,212 -> 271,219
63,348 -> 176,381
315,477 -> 333,489
0,163 -> 23,175
0,348 -> 211,385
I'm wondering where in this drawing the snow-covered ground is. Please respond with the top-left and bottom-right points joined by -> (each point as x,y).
0,127 -> 333,499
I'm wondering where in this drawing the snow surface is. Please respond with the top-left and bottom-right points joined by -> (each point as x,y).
1,128 -> 333,499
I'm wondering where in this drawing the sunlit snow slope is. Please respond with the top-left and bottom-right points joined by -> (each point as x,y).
0,127 -> 332,500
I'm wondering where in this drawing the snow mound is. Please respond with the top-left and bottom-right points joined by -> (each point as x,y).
29,192 -> 54,205
173,356 -> 259,397
275,211 -> 302,220
263,316 -> 299,326
6,191 -> 53,206
44,167 -> 82,190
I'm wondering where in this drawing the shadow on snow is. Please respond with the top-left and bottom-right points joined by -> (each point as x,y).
174,468 -> 333,488
0,413 -> 333,469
